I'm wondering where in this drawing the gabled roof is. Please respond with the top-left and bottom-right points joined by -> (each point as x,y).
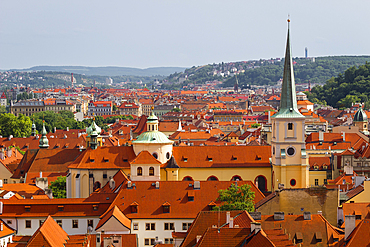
95,205 -> 131,231
172,145 -> 271,168
68,146 -> 136,170
26,216 -> 68,247
104,181 -> 264,221
129,151 -> 162,165
345,218 -> 370,246
181,211 -> 246,247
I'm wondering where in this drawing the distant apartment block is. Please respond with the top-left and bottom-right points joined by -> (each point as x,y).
118,102 -> 142,117
87,101 -> 112,116
10,99 -> 75,117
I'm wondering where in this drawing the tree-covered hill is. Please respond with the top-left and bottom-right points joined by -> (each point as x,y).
306,62 -> 370,109
161,56 -> 370,89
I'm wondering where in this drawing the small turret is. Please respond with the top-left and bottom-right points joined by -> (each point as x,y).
31,119 -> 37,137
39,121 -> 49,149
87,118 -> 102,149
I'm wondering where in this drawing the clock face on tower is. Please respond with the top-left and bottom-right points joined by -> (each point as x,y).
286,147 -> 295,156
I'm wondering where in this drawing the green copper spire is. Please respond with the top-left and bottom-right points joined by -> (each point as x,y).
31,119 -> 37,137
39,121 -> 49,148
273,19 -> 304,119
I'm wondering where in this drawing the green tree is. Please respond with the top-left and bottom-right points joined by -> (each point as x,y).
112,104 -> 118,111
0,113 -> 32,137
171,107 -> 181,112
251,123 -> 261,128
213,183 -> 255,212
49,176 -> 66,198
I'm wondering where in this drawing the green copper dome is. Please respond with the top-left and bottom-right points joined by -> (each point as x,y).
87,120 -> 101,137
133,130 -> 173,144
354,107 -> 367,122
147,111 -> 159,122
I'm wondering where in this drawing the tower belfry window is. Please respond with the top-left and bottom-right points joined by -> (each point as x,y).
288,123 -> 293,130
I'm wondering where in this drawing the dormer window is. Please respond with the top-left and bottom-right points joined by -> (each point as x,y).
314,165 -> 319,170
58,206 -> 64,211
131,202 -> 138,213
208,201 -> 216,210
187,191 -> 194,202
162,202 -> 170,213
207,156 -> 213,162
25,206 -> 31,212
323,165 -> 328,170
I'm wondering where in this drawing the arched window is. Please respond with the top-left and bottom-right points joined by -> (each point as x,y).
231,175 -> 242,181
152,153 -> 158,159
149,167 -> 154,176
207,176 -> 219,181
182,176 -> 194,181
93,181 -> 101,191
255,175 -> 267,192
137,167 -> 143,176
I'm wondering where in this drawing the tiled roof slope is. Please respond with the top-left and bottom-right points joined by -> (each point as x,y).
106,181 -> 264,220
12,149 -> 81,179
0,183 -> 45,199
195,227 -> 250,247
181,211 -> 250,247
68,146 -> 136,170
0,219 -> 14,239
0,192 -> 116,218
172,145 -> 271,168
26,215 -> 68,247
260,214 -> 344,246
345,219 -> 370,246
129,151 -> 162,165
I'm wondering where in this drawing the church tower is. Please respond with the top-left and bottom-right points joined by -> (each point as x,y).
353,105 -> 369,134
271,19 -> 309,189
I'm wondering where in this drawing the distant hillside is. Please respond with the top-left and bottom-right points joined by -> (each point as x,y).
160,56 -> 370,89
10,66 -> 187,77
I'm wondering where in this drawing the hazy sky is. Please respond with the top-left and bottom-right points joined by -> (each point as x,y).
1,0 -> 370,70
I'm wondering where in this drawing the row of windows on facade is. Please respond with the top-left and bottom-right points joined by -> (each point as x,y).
24,219 -> 93,229
145,238 -> 173,246
89,108 -> 111,111
14,106 -> 70,111
134,222 -> 191,231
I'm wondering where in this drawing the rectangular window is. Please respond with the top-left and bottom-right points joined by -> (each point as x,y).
25,220 -> 31,229
87,220 -> 93,228
3,179 -> 7,184
6,220 -> 12,225
144,239 -> 156,246
145,223 -> 155,231
72,220 -> 78,228
56,220 -> 62,228
133,223 -> 138,230
315,179 -> 319,186
165,238 -> 174,244
288,123 -> 293,130
164,223 -> 175,231
182,222 -> 192,231
39,220 -> 44,227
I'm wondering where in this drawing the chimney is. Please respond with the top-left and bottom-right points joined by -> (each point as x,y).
67,127 -> 69,131
109,177 -> 115,190
0,180 -> 3,188
267,111 -> 271,124
127,181 -> 132,189
155,181 -> 159,189
226,211 -> 230,225
319,131 -> 324,142
229,218 -> 234,228
303,212 -> 311,220
7,148 -> 12,158
40,171 -> 42,178
54,127 -> 56,133
345,215 -> 356,240
342,132 -> 345,142
0,148 -> 4,160
45,188 -> 53,199
193,181 -> 200,189
274,212 -> 285,221
251,222 -> 261,234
